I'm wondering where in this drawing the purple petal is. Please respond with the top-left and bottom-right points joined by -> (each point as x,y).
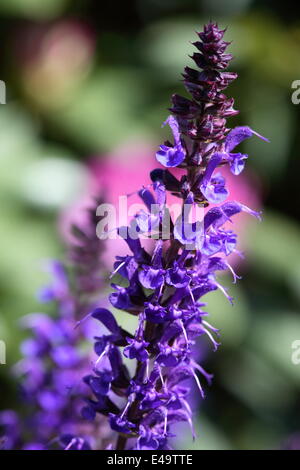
139,267 -> 164,290
200,153 -> 229,203
201,173 -> 229,203
154,181 -> 166,206
204,201 -> 261,230
109,414 -> 135,434
225,126 -> 269,152
166,265 -> 190,288
228,152 -> 248,175
138,188 -> 156,211
124,339 -> 149,362
201,152 -> 223,182
89,372 -> 112,395
156,115 -> 185,168
109,288 -> 131,310
156,146 -> 185,168
117,225 -> 144,261
164,115 -> 181,145
91,308 -> 120,334
135,210 -> 160,233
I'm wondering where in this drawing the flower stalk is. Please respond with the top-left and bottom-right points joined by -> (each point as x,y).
84,22 -> 268,450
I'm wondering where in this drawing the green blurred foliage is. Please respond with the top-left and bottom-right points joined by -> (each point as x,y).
0,0 -> 299,449
51,69 -> 154,152
0,0 -> 70,20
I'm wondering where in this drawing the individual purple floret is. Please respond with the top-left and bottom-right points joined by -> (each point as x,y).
156,116 -> 186,167
83,22 -> 268,450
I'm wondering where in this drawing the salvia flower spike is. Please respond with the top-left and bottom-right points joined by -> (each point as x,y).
84,22 -> 268,450
84,22 -> 269,451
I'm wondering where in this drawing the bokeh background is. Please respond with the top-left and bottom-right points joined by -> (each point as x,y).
0,0 -> 299,450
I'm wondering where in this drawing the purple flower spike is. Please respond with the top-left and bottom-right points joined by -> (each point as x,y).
0,198 -> 111,450
80,22 -> 268,452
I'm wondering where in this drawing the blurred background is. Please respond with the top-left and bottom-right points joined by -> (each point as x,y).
0,0 -> 299,450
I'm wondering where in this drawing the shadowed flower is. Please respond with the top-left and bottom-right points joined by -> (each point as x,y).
0,200 -> 111,450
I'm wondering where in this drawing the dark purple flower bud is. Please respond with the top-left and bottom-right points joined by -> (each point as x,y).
150,168 -> 181,193
170,94 -> 199,119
